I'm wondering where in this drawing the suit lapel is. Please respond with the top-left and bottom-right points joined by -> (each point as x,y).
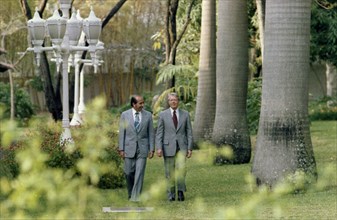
176,109 -> 183,131
127,109 -> 137,132
138,110 -> 146,132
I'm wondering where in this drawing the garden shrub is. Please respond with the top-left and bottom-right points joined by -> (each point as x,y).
0,82 -> 35,122
309,96 -> 337,120
247,78 -> 262,135
0,145 -> 20,179
1,99 -> 124,190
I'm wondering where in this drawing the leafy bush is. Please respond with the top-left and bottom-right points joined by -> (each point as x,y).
309,96 -> 337,120
247,78 -> 262,135
0,97 -> 125,218
1,97 -> 124,190
0,145 -> 20,179
0,82 -> 35,121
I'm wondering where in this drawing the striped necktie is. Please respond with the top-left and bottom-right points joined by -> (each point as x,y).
134,112 -> 140,131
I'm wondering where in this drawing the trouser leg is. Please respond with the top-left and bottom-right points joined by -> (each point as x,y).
164,156 -> 176,198
130,156 -> 147,202
124,158 -> 135,199
176,151 -> 187,192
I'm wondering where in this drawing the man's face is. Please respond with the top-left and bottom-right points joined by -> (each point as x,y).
168,95 -> 179,110
133,96 -> 144,112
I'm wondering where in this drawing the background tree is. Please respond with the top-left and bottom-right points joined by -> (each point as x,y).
255,0 -> 265,69
151,0 -> 201,110
163,0 -> 197,88
193,0 -> 216,144
211,0 -> 251,164
252,0 -> 317,186
311,0 -> 337,98
0,1 -> 33,120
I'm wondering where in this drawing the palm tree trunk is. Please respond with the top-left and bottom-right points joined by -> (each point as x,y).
326,62 -> 337,97
252,0 -> 317,187
193,0 -> 216,145
212,0 -> 251,164
256,0 -> 265,66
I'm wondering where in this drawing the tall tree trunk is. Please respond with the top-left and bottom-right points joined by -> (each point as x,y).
40,52 -> 63,120
252,0 -> 317,187
256,0 -> 265,66
8,70 -> 15,120
212,0 -> 251,164
193,0 -> 216,145
326,62 -> 337,98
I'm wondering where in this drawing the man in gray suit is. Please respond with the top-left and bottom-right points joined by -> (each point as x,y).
156,93 -> 193,201
119,95 -> 155,202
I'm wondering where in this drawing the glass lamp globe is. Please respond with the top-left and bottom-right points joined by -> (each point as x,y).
27,8 -> 46,47
67,10 -> 83,46
83,8 -> 102,46
46,10 -> 67,46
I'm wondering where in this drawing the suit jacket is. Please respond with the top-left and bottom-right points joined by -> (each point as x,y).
156,108 -> 193,157
119,109 -> 155,158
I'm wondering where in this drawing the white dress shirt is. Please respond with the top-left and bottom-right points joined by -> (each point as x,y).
170,107 -> 179,124
132,108 -> 142,123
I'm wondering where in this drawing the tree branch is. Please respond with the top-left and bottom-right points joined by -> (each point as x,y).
170,0 -> 196,59
19,0 -> 48,20
38,0 -> 48,15
315,0 -> 337,9
19,0 -> 32,20
102,0 -> 128,29
165,0 -> 171,63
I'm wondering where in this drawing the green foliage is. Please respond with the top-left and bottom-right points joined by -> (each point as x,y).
0,145 -> 20,179
28,76 -> 44,92
174,0 -> 202,65
114,91 -> 154,114
247,78 -> 262,135
30,123 -> 82,169
311,2 -> 337,65
0,97 -> 126,219
309,96 -> 337,120
0,82 -> 35,121
154,64 -> 197,115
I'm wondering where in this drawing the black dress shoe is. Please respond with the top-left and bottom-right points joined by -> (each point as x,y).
177,191 -> 185,201
168,192 -> 175,201
168,196 -> 175,201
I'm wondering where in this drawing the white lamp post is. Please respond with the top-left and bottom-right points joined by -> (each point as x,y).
27,1 -> 104,142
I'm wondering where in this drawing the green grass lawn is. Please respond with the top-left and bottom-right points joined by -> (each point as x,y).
90,121 -> 337,219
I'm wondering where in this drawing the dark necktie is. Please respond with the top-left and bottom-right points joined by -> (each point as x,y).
173,110 -> 178,129
134,112 -> 140,131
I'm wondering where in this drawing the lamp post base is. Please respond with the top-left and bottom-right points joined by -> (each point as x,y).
70,113 -> 83,126
60,128 -> 73,144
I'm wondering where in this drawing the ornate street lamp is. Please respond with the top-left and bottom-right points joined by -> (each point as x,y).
27,8 -> 46,67
27,1 -> 104,142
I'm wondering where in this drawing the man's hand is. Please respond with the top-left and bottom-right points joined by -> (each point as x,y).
148,151 -> 154,159
119,150 -> 125,159
157,149 -> 163,157
186,150 -> 192,158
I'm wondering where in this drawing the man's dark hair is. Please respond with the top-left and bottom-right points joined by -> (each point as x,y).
130,95 -> 141,107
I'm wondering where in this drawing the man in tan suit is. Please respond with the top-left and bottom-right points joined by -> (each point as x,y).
156,93 -> 193,201
119,95 -> 155,202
